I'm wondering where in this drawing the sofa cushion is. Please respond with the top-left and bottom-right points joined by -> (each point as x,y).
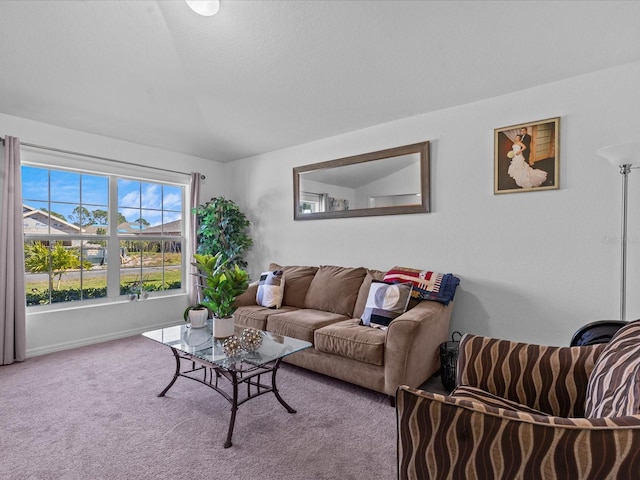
304,265 -> 367,317
233,305 -> 299,331
256,270 -> 284,308
266,309 -> 349,343
584,319 -> 640,418
352,269 -> 386,319
451,385 -> 548,416
360,281 -> 412,329
270,263 -> 318,308
314,319 -> 386,366
384,266 -> 460,305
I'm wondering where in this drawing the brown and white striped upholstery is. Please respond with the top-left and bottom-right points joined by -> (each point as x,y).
585,319 -> 640,418
450,384 -> 548,416
397,331 -> 640,479
457,334 -> 605,417
397,386 -> 640,480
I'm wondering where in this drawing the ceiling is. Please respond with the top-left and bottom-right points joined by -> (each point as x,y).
1,1 -> 640,163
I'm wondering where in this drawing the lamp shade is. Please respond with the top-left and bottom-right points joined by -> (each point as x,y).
185,0 -> 220,16
596,142 -> 640,167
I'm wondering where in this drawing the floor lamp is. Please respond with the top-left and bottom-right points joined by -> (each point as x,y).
596,142 -> 640,321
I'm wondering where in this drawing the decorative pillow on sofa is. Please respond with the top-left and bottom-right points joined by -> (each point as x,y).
353,269 -> 386,319
584,319 -> 640,418
384,266 -> 460,305
360,281 -> 412,329
256,270 -> 285,309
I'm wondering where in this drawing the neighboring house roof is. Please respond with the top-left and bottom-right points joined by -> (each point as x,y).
82,224 -> 109,234
138,219 -> 182,235
23,204 -> 82,235
23,205 -> 181,236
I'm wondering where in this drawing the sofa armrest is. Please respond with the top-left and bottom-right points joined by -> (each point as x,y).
383,301 -> 453,396
396,385 -> 640,480
457,334 -> 606,417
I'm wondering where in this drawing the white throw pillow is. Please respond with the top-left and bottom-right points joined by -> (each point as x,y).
256,270 -> 285,309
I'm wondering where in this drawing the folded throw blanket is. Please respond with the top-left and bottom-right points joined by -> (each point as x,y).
383,266 -> 460,305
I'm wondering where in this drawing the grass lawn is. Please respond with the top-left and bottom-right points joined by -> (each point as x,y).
26,269 -> 182,292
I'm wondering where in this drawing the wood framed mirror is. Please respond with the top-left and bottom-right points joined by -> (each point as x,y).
293,141 -> 430,220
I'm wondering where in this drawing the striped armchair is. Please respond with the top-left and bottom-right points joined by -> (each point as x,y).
396,322 -> 640,480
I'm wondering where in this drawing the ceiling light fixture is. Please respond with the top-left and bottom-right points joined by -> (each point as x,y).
185,0 -> 220,16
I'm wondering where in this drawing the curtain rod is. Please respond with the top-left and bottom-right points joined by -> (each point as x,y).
1,135 -> 199,178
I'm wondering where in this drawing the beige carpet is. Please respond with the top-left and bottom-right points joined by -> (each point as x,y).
0,335 -> 445,479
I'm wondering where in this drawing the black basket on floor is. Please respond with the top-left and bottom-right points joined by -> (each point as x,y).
440,331 -> 462,393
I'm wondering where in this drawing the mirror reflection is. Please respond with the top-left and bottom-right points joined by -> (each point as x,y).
293,142 -> 429,220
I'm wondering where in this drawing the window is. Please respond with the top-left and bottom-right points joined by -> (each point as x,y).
22,165 -> 185,307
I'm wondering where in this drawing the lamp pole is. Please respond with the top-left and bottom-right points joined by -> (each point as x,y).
597,141 -> 640,322
620,164 -> 631,322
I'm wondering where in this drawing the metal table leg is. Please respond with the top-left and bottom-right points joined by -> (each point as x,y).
158,347 -> 181,397
224,371 -> 239,448
156,348 -> 298,448
271,358 -> 296,414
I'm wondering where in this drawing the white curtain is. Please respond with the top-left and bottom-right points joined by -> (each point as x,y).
503,128 -> 520,143
189,172 -> 201,305
0,136 -> 26,364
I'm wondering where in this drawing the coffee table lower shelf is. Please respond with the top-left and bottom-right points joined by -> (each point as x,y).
158,347 -> 297,448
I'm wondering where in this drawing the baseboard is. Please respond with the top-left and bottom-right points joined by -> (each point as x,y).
26,320 -> 181,358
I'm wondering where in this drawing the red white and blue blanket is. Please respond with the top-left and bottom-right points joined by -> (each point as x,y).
383,267 -> 460,305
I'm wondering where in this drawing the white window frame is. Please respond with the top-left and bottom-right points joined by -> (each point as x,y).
22,151 -> 189,312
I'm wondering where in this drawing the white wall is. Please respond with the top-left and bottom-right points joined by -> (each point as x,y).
4,60 -> 640,355
0,113 -> 226,356
227,61 -> 640,346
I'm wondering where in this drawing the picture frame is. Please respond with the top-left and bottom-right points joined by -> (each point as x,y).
494,117 -> 560,194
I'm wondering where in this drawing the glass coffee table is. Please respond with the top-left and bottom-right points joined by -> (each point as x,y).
142,322 -> 311,448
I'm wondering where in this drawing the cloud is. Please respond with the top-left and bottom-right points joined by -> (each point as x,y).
163,192 -> 182,210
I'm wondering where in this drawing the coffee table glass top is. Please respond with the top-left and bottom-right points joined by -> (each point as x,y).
142,322 -> 311,371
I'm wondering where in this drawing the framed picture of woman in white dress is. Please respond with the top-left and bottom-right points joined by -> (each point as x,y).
494,117 -> 560,194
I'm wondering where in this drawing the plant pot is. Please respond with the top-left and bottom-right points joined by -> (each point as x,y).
188,308 -> 208,328
213,316 -> 235,339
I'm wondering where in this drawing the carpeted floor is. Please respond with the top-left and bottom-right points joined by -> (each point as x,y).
0,335 -> 444,480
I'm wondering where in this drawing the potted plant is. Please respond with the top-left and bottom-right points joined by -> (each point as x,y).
192,252 -> 249,338
193,197 -> 253,268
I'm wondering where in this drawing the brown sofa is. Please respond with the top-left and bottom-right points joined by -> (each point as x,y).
234,263 -> 456,398
396,321 -> 640,479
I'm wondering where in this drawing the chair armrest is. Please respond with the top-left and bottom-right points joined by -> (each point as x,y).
396,386 -> 640,480
457,334 -> 606,417
383,301 -> 453,396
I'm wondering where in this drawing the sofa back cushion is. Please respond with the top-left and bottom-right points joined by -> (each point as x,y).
304,265 -> 367,317
269,263 -> 318,308
584,319 -> 640,418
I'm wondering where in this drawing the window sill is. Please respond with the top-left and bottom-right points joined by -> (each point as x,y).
26,291 -> 189,315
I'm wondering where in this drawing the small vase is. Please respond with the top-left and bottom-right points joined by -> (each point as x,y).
213,316 -> 235,339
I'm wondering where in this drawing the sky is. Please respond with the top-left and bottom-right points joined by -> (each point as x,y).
21,166 -> 183,229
